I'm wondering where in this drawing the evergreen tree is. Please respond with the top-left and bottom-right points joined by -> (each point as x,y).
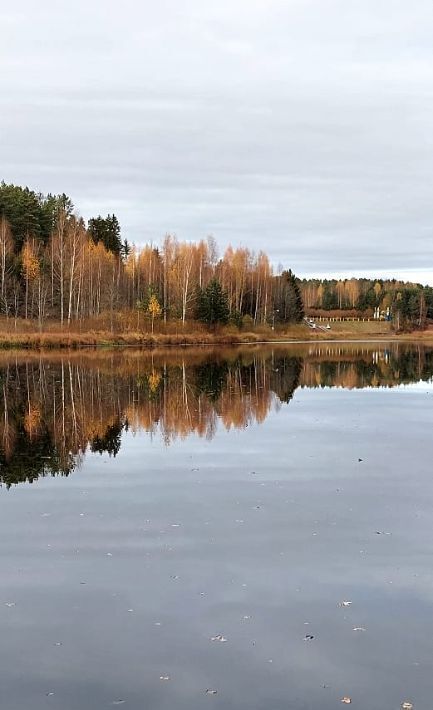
121,238 -> 131,259
276,270 -> 304,322
88,214 -> 122,255
0,183 -> 72,251
195,279 -> 229,326
322,282 -> 339,310
425,286 -> 433,319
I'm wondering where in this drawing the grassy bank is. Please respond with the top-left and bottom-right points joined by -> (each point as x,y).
0,328 -> 267,349
0,316 -> 430,349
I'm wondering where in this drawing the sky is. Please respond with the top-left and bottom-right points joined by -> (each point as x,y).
1,0 -> 433,283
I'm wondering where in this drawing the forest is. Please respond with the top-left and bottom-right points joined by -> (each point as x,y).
1,181 -> 431,335
0,182 -> 303,330
300,277 -> 433,328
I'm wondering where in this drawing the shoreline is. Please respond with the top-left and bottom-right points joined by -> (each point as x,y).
0,326 -> 432,350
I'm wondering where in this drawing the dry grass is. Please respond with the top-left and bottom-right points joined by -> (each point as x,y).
0,330 -> 264,350
0,317 -> 266,349
324,320 -> 392,336
0,314 -> 430,350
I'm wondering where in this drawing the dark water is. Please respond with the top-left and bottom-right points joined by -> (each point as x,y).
0,343 -> 432,709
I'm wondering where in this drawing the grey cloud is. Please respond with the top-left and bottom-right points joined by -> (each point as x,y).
1,0 -> 433,281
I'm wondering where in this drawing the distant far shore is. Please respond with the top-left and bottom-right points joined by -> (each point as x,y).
0,318 -> 432,349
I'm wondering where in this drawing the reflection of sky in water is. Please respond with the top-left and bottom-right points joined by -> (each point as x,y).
0,376 -> 433,710
393,379 -> 433,392
0,347 -> 432,709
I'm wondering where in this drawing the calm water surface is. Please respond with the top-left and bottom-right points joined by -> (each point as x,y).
0,343 -> 432,709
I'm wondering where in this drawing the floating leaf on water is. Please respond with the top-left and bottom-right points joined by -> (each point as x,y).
206,689 -> 217,695
341,698 -> 352,704
210,635 -> 227,642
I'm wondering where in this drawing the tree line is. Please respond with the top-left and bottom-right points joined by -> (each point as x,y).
0,182 -> 304,329
300,277 -> 433,328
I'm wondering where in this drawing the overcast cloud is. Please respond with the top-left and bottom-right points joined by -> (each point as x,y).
1,0 -> 433,282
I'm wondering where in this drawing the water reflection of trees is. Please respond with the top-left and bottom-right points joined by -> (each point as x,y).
0,344 -> 432,486
301,345 -> 433,389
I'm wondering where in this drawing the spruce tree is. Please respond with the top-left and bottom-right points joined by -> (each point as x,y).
195,279 -> 229,326
280,270 -> 304,322
88,214 -> 122,255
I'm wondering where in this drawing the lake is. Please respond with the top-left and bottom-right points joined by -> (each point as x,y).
0,342 -> 432,709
